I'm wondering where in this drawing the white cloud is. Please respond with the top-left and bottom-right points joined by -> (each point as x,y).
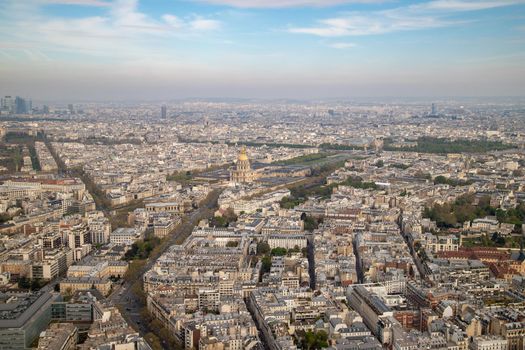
329,42 -> 357,49
40,0 -> 111,6
190,18 -> 222,31
290,14 -> 449,37
110,0 -> 168,34
417,0 -> 522,11
0,0 -> 222,59
163,14 -> 184,29
289,0 -> 525,37
194,0 -> 384,8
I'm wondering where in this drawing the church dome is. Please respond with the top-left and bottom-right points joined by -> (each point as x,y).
238,147 -> 249,162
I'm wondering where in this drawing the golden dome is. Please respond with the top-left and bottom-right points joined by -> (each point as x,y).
238,146 -> 249,161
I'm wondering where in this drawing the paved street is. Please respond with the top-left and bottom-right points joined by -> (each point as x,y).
108,189 -> 223,348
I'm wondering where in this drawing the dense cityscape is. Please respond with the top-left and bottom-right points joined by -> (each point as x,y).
0,97 -> 523,350
2,0 -> 525,349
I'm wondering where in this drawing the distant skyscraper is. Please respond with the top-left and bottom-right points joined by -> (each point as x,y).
43,105 -> 50,114
431,103 -> 437,116
161,105 -> 167,119
15,96 -> 30,114
1,96 -> 15,114
68,104 -> 74,114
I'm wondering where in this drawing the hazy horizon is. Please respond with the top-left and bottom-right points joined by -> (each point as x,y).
15,96 -> 525,106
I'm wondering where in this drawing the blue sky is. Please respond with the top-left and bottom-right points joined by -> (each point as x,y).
0,0 -> 524,100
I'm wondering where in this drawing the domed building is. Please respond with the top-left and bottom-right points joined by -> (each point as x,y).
230,146 -> 256,184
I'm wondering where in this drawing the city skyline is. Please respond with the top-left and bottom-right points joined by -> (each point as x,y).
1,2 -> 525,350
1,0 -> 525,100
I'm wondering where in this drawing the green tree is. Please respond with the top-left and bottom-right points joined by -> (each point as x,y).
384,136 -> 515,154
210,215 -> 228,227
434,175 -> 448,185
280,196 -> 304,209
18,277 -> 31,290
256,241 -> 271,255
261,256 -> 272,273
223,208 -> 238,223
300,330 -> 329,349
303,215 -> 319,232
0,213 -> 11,223
271,247 -> 287,256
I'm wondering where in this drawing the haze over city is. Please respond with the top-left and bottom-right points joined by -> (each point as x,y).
2,1 -> 525,350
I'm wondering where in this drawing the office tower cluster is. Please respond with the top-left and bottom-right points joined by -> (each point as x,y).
1,95 -> 32,115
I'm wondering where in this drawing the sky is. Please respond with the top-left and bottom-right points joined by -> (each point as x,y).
1,0 -> 525,101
